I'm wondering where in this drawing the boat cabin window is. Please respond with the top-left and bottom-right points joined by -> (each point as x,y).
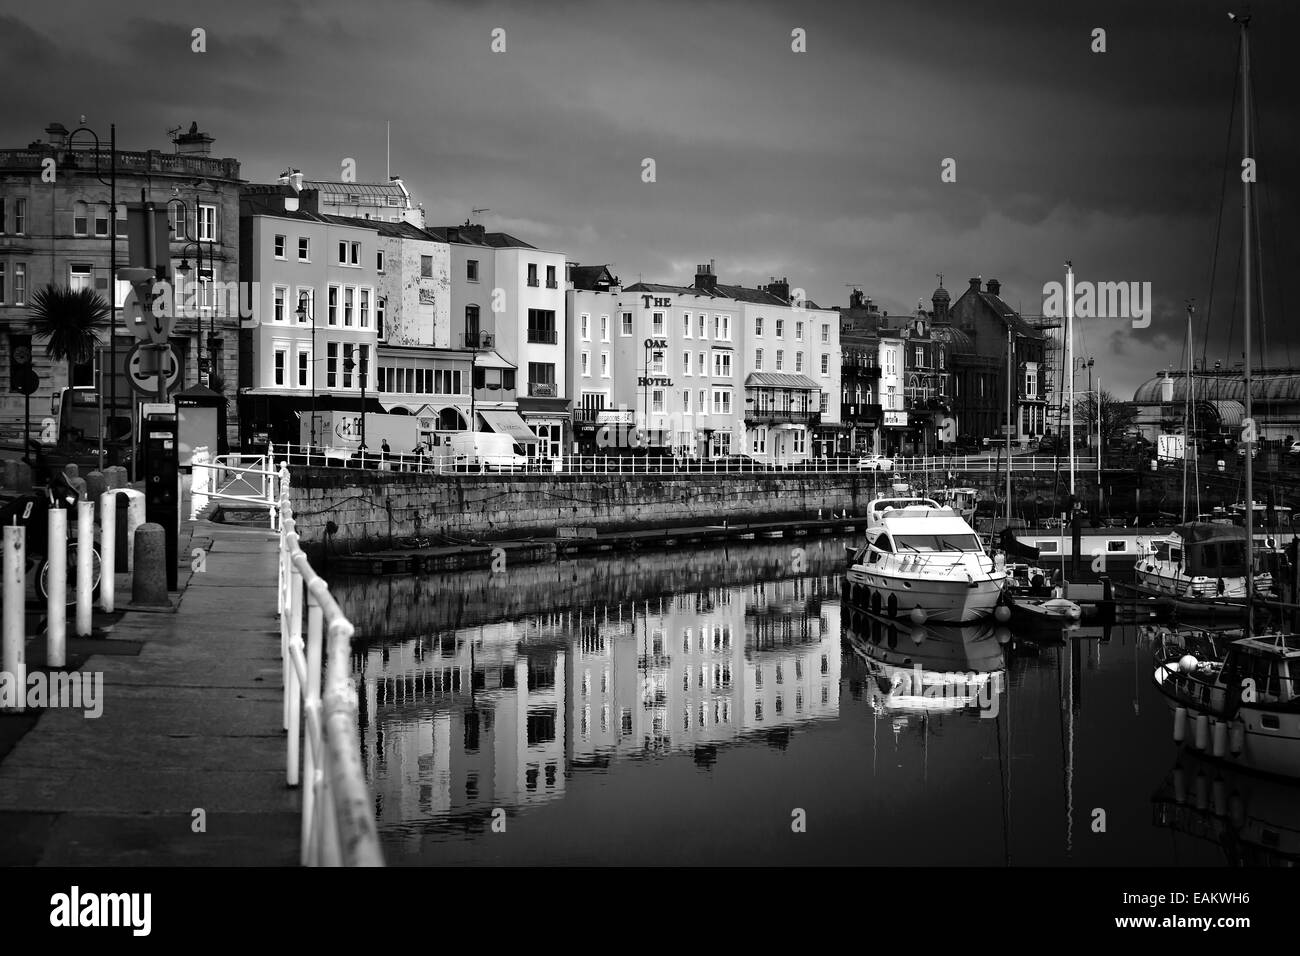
1240,654 -> 1282,699
1036,541 -> 1059,554
1199,543 -> 1219,570
876,535 -> 895,553
1107,540 -> 1127,552
892,533 -> 981,552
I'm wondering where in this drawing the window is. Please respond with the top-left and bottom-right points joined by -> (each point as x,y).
13,262 -> 24,306
683,313 -> 692,338
821,323 -> 830,343
755,348 -> 763,371
296,288 -> 312,322
600,315 -> 609,341
795,352 -> 803,373
421,255 -> 433,278
795,321 -> 803,342
775,318 -> 784,339
342,343 -> 354,389
621,312 -> 633,336
775,350 -> 784,371
821,354 -> 830,376
792,430 -> 805,454
712,389 -> 732,414
712,351 -> 731,377
74,201 -> 89,237
938,346 -> 946,368
376,249 -> 385,272
546,264 -> 557,289
465,305 -> 480,339
69,263 -> 93,292
115,203 -> 126,237
527,263 -> 538,287
377,297 -> 386,340
337,241 -> 348,264
652,390 -> 665,414
350,242 -> 360,265
652,312 -> 664,335
820,392 -> 829,413
755,316 -> 764,336
650,349 -> 666,375
344,287 -> 354,326
698,389 -> 707,415
683,390 -> 691,414
601,352 -> 610,377
682,352 -> 691,376
360,288 -> 371,328
580,313 -> 590,341
753,427 -> 766,454
467,259 -> 479,282
697,314 -> 706,339
273,234 -> 285,258
327,342 -> 338,388
14,199 -> 25,235
528,362 -> 556,396
91,203 -> 109,237
197,203 -> 216,242
274,286 -> 287,322
527,309 -> 556,344
274,349 -> 286,386
327,286 -> 339,325
915,346 -> 924,368
298,237 -> 310,261
698,351 -> 706,376
0,263 -> 5,304
581,351 -> 590,376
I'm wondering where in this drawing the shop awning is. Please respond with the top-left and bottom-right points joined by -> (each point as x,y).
474,350 -> 517,370
480,409 -> 538,443
744,372 -> 821,390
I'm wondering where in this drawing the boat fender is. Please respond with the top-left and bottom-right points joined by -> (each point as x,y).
1178,654 -> 1198,673
909,607 -> 927,625
1229,721 -> 1245,756
994,626 -> 1011,644
1212,719 -> 1228,758
1194,713 -> 1210,751
994,604 -> 1012,624
910,626 -> 926,646
1218,577 -> 1226,596
1173,706 -> 1188,743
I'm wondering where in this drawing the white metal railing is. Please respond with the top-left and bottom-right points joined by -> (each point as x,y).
277,464 -> 383,867
191,446 -> 280,526
267,443 -> 1098,477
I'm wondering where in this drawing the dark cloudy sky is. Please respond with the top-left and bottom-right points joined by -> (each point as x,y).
3,0 -> 1296,396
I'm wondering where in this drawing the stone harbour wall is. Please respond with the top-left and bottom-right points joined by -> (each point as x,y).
285,468 -> 888,553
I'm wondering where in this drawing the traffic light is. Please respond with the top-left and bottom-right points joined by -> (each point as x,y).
8,333 -> 37,394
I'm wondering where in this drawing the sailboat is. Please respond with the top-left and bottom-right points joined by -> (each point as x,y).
1152,13 -> 1300,779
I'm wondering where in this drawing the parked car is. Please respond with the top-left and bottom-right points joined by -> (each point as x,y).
1289,441 -> 1300,455
857,455 -> 894,471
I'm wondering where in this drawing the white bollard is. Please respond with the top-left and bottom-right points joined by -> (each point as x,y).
46,508 -> 67,667
126,493 -> 146,571
99,492 -> 116,612
2,526 -> 25,713
76,500 -> 94,638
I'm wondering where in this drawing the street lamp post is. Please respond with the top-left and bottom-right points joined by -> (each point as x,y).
175,240 -> 210,387
296,296 -> 316,447
66,123 -> 116,468
344,350 -> 368,452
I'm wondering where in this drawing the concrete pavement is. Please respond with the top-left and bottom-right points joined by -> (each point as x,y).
0,518 -> 299,866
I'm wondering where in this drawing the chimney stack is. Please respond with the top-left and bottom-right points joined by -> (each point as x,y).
44,123 -> 69,149
986,278 -> 1001,296
694,260 -> 717,293
289,170 -> 304,193
765,276 -> 790,301
968,277 -> 982,292
173,122 -> 214,157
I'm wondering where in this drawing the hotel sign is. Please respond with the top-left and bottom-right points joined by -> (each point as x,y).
643,338 -> 667,349
638,376 -> 673,387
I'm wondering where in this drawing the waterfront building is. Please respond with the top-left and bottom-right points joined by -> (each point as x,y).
566,264 -> 627,450
946,277 -> 1047,446
0,121 -> 243,441
838,293 -> 883,455
435,221 -> 568,457
1132,368 -> 1300,443
237,182 -> 382,445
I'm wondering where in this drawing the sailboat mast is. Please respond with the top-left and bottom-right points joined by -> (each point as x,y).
1238,13 -> 1255,607
1183,304 -> 1192,523
1066,262 -> 1076,496
1005,322 -> 1013,525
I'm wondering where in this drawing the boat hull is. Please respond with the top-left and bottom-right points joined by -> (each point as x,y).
1153,665 -> 1300,779
844,567 -> 1005,623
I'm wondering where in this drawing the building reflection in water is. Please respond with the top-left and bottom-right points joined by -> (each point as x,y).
354,575 -> 842,840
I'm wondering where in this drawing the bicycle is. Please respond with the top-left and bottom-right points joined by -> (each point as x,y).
0,475 -> 102,605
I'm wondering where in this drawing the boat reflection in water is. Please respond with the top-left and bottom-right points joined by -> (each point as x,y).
842,607 -> 1008,717
1152,750 -> 1300,866
346,568 -> 843,852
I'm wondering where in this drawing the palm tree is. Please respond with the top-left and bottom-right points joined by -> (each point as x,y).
28,284 -> 109,385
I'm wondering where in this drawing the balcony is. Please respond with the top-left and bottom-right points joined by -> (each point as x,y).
527,328 -> 557,344
463,331 -> 495,349
527,276 -> 539,288
546,279 -> 558,289
842,403 -> 883,423
529,381 -> 558,398
744,407 -> 821,426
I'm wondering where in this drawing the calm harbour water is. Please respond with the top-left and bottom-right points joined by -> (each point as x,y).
328,535 -> 1298,866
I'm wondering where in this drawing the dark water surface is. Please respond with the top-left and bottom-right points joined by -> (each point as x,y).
329,535 -> 1297,866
